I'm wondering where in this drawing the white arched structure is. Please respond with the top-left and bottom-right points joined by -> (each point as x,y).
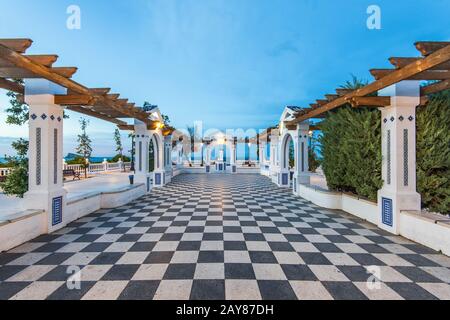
134,106 -> 172,191
269,106 -> 311,192
204,136 -> 236,173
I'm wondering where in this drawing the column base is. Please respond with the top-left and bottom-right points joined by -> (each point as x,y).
23,189 -> 67,233
153,171 -> 167,188
377,189 -> 421,234
276,170 -> 291,188
215,162 -> 226,173
260,164 -> 270,177
292,174 -> 310,195
135,173 -> 152,193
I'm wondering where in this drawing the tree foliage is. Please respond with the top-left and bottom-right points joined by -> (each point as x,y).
114,128 -> 123,157
416,91 -> 450,214
0,139 -> 29,197
75,118 -> 92,177
319,106 -> 382,201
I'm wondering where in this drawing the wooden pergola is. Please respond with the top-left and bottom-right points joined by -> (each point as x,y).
282,41 -> 450,127
0,38 -> 157,127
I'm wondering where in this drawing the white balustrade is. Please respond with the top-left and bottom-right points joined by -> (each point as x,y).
0,168 -> 12,176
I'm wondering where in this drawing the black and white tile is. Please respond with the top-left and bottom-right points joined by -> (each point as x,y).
1,174 -> 449,300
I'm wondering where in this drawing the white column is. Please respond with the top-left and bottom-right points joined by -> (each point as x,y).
150,130 -> 166,188
295,122 -> 310,189
205,143 -> 212,173
134,120 -> 151,192
277,132 -> 292,188
163,135 -> 173,184
259,141 -> 269,176
176,142 -> 183,167
258,141 -> 265,164
230,139 -> 237,173
377,80 -> 421,234
102,158 -> 108,172
23,79 -> 67,233
269,129 -> 280,184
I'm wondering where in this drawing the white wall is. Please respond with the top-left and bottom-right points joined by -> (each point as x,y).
400,211 -> 450,256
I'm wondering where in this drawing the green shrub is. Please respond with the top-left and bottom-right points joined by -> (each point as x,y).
111,154 -> 131,163
66,156 -> 87,165
319,106 -> 382,201
416,91 -> 450,214
0,139 -> 29,198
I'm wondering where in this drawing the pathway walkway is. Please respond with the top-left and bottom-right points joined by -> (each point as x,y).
0,174 -> 449,300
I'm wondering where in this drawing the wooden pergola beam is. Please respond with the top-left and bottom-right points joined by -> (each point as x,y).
336,88 -> 354,96
286,43 -> 450,125
370,69 -> 450,81
416,41 -> 450,56
107,93 -> 120,100
54,94 -> 96,106
0,78 -> 24,94
0,55 -> 59,68
67,106 -> 127,125
325,94 -> 339,101
0,66 -> 78,79
349,96 -> 429,108
89,88 -> 111,95
348,96 -> 391,107
0,39 -> 33,53
0,41 -> 152,124
421,80 -> 450,96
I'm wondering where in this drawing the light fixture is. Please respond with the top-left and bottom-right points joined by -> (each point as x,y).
156,121 -> 165,129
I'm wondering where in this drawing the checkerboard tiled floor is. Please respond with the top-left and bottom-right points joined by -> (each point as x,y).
1,174 -> 449,300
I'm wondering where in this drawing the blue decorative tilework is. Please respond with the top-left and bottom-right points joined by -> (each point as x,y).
31,114 -> 37,120
41,113 -> 47,120
50,115 -> 55,121
138,141 -> 142,171
293,178 -> 297,193
403,129 -> 409,186
301,142 -> 305,172
206,166 -> 210,173
390,116 -> 395,122
52,196 -> 63,226
282,173 -> 289,186
399,115 -> 404,121
387,130 -> 391,185
383,118 -> 388,124
36,128 -> 42,186
382,197 -> 393,227
57,116 -> 62,122
54,129 -> 58,184
408,115 -> 414,122
155,173 -> 161,185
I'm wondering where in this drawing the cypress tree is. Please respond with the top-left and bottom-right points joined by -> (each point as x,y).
416,91 -> 450,214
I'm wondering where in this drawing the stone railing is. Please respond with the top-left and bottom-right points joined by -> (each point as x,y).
64,161 -> 132,175
0,168 -> 12,177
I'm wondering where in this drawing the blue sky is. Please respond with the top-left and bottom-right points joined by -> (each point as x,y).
0,0 -> 449,156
